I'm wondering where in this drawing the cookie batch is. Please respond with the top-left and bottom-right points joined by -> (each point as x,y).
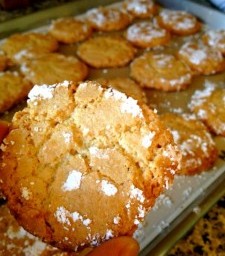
0,0 -> 225,254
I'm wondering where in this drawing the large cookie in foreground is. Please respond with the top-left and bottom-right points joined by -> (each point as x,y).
0,81 -> 180,251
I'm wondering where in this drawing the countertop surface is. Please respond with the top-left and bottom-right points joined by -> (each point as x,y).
0,1 -> 225,255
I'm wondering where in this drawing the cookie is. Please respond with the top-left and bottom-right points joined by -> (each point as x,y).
0,81 -> 180,251
20,53 -> 88,85
130,52 -> 192,91
126,21 -> 171,48
85,6 -> 131,31
178,41 -> 225,75
189,84 -> 225,136
123,0 -> 158,19
156,9 -> 201,36
77,36 -> 136,68
202,30 -> 225,55
0,71 -> 33,113
160,113 -> 218,175
0,205 -> 74,255
49,17 -> 93,44
96,77 -> 147,103
0,32 -> 59,64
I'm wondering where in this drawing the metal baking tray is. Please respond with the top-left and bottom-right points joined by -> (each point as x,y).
0,0 -> 225,255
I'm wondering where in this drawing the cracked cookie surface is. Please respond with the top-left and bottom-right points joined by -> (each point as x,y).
0,81 -> 180,251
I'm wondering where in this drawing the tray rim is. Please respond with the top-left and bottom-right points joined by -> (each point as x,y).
0,0 -> 225,255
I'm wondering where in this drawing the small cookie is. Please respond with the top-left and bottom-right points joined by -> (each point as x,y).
0,32 -> 58,64
178,41 -> 225,75
0,205 -> 74,255
123,0 -> 158,19
49,17 -> 93,44
20,53 -> 88,85
96,77 -> 147,103
160,113 -> 218,175
0,71 -> 32,113
156,9 -> 201,36
189,84 -> 225,136
202,30 -> 225,55
77,36 -> 136,68
0,81 -> 180,251
85,6 -> 131,31
126,21 -> 171,48
130,52 -> 192,91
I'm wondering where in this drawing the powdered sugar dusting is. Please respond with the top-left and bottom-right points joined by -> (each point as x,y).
121,97 -> 143,118
54,206 -> 71,226
113,215 -> 121,224
28,84 -> 55,101
62,170 -> 83,192
126,0 -> 154,15
28,81 -> 71,102
105,229 -> 114,240
180,42 -> 223,65
89,147 -> 109,159
189,81 -> 216,109
160,9 -> 197,30
142,131 -> 155,148
104,88 -> 143,118
21,187 -> 32,200
101,180 -> 118,196
206,30 -> 225,51
62,131 -> 72,143
71,212 -> 92,226
127,22 -> 167,43
55,206 -> 92,227
130,185 -> 145,203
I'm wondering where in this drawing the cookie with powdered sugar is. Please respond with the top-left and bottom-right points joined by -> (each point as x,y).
156,9 -> 201,36
77,36 -> 136,68
85,6 -> 132,32
160,113 -> 218,175
123,0 -> 158,19
20,53 -> 88,85
126,21 -> 171,48
202,30 -> 225,56
178,40 -> 225,75
0,80 -> 180,251
189,84 -> 225,136
130,52 -> 193,91
0,71 -> 32,113
49,17 -> 93,44
0,32 -> 58,64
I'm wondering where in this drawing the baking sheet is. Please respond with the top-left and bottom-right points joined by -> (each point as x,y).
0,0 -> 225,255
